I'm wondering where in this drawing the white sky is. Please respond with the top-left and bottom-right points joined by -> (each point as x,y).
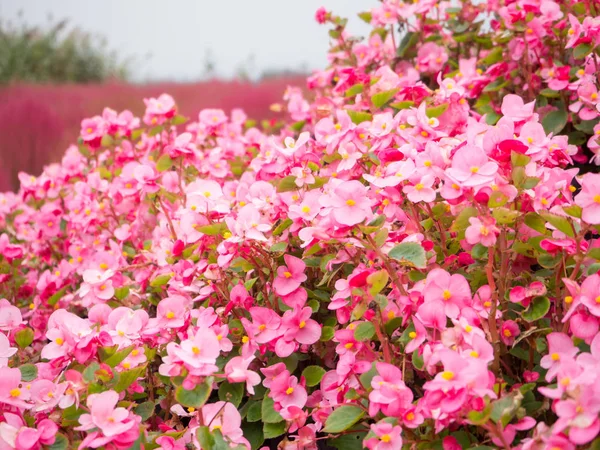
0,0 -> 371,82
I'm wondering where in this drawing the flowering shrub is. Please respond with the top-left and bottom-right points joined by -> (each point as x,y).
3,1 -> 600,449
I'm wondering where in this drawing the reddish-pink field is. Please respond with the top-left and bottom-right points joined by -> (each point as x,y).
0,77 -> 304,191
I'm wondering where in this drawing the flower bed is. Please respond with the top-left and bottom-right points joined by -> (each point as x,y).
1,1 -> 600,449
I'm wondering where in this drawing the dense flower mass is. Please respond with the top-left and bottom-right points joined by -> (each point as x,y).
2,1 -> 600,449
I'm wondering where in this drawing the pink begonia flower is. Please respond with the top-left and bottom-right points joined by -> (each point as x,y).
260,362 -> 287,389
416,300 -> 447,330
155,435 -> 187,450
368,362 -> 413,417
540,332 -> 579,381
465,216 -> 500,247
248,307 -> 282,344
226,204 -> 271,242
0,332 -> 17,367
323,180 -> 373,226
500,320 -> 520,346
278,131 -> 310,157
170,327 -> 220,374
282,307 -> 321,345
500,94 -> 536,122
0,413 -> 57,449
0,367 -> 31,408
491,417 -> 536,447
566,14 -> 582,49
365,421 -> 403,450
274,255 -> 307,296
0,299 -> 24,331
200,402 -> 250,448
575,173 -> 600,224
156,295 -> 189,329
225,356 -> 261,395
579,274 -> 600,317
199,108 -> 228,127
30,380 -> 68,412
423,269 -> 471,319
288,190 -> 322,221
446,145 -> 498,187
403,174 -> 436,203
405,317 -> 428,353
270,371 -> 307,409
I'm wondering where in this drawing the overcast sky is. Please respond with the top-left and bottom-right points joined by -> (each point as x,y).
0,0 -> 370,82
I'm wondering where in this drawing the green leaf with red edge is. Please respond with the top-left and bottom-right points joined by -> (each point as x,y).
367,270 -> 389,296
388,242 -> 426,269
538,211 -> 574,237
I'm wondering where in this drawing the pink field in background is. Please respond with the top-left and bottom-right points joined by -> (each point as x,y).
0,77 -> 304,191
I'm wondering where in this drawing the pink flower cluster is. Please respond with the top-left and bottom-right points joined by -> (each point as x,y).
2,1 -> 600,449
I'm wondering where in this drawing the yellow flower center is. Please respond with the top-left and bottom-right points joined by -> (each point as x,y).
131,350 -> 139,356
565,296 -> 573,304
9,388 -> 20,398
122,362 -> 130,369
387,310 -> 395,319
503,329 -> 512,337
442,290 -> 452,301
470,351 -> 479,358
258,324 -> 266,331
483,301 -> 491,307
345,342 -> 354,349
346,199 -> 356,206
480,226 -> 489,236
560,377 -> 570,386
242,336 -> 249,344
465,325 -> 473,332
302,206 -> 311,213
192,346 -> 201,355
56,337 -> 64,346
409,331 -> 417,339
420,131 -> 429,137
594,194 -> 600,204
470,167 -> 479,173
441,371 -> 454,381
596,295 -> 600,304
406,412 -> 415,421
166,311 -> 175,319
424,160 -> 432,167
299,321 -> 306,329
551,353 -> 560,361
415,183 -> 424,191
286,387 -> 294,395
381,434 -> 391,443
284,271 -> 292,278
99,263 -> 108,270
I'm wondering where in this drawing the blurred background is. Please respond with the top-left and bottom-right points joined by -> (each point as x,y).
0,0 -> 368,191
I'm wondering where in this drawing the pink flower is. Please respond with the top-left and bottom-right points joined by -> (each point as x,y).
225,356 -> 261,395
271,371 -> 307,409
365,421 -> 403,450
76,390 -> 139,442
274,255 -> 307,296
282,307 -> 321,345
423,269 -> 471,319
500,94 -> 535,122
446,145 -> 498,187
0,367 -> 30,408
501,320 -> 520,346
0,332 -> 17,367
0,299 -> 24,331
540,332 -> 579,381
575,173 -> 600,224
324,180 -> 373,226
465,216 -> 499,247
201,402 -> 249,447
157,295 -> 189,329
403,174 -> 436,203
369,362 -> 413,417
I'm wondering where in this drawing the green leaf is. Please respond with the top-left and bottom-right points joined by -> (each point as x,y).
150,273 -> 172,288
345,83 -> 364,97
367,270 -> 389,296
371,89 -> 399,109
426,103 -> 449,118
134,401 -> 155,421
539,211 -> 574,237
101,134 -> 114,147
175,377 -> 213,408
329,432 -> 367,450
390,100 -> 415,110
490,391 -> 523,427
358,12 -> 372,23
218,381 -> 244,408
302,365 -> 326,387
511,152 -> 531,167
263,421 -> 286,439
483,77 -> 509,92
397,31 -> 419,58
468,405 -> 492,425
269,242 -> 287,253
347,110 -> 373,125
261,395 -> 283,423
19,364 -> 38,382
277,176 -> 298,193
540,88 -> 560,98
171,115 -> 188,125
82,362 -> 100,383
354,322 -> 376,341
156,154 -> 173,172
388,242 -> 426,269
488,191 -> 508,208
272,218 -> 293,236
521,296 -> 551,322
451,206 -> 478,235
48,433 -> 69,450
114,365 -> 147,393
48,286 -> 68,307
542,109 -> 568,135
480,46 -> 503,65
524,213 -> 547,234
523,177 -> 541,189
243,421 -> 264,450
196,222 -> 227,236
103,346 -> 134,368
247,401 -> 263,422
573,43 -> 593,59
320,326 -> 335,342
323,405 -> 365,433
14,327 -> 34,349
493,207 -> 519,225
114,286 -> 130,301
563,205 -> 582,219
